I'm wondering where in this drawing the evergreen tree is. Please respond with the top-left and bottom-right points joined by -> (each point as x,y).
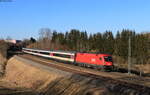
79,31 -> 88,51
114,31 -> 121,56
95,32 -> 103,52
135,34 -> 149,64
102,31 -> 114,54
30,37 -> 36,43
51,31 -> 58,43
68,29 -> 80,50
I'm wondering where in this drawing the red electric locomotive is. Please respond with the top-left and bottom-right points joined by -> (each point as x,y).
75,52 -> 113,70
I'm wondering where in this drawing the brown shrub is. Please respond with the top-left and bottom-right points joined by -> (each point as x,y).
0,40 -> 8,63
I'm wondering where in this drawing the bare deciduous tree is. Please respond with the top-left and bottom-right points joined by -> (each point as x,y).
38,28 -> 52,49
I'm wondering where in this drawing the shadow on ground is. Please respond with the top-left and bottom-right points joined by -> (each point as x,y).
1,74 -> 150,95
113,66 -> 150,77
0,87 -> 37,95
39,74 -> 150,95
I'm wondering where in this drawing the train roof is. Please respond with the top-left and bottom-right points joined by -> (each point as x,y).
23,48 -> 76,55
23,48 -> 111,56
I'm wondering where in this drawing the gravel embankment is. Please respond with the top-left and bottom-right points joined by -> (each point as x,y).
0,56 -> 149,95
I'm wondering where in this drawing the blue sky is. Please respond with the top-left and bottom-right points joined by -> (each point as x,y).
0,0 -> 150,40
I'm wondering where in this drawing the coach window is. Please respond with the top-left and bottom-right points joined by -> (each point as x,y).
40,52 -> 50,55
53,53 -> 71,58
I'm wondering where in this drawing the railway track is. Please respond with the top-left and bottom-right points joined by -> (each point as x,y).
18,54 -> 150,93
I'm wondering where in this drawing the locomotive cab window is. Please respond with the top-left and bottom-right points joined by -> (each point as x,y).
104,56 -> 112,62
